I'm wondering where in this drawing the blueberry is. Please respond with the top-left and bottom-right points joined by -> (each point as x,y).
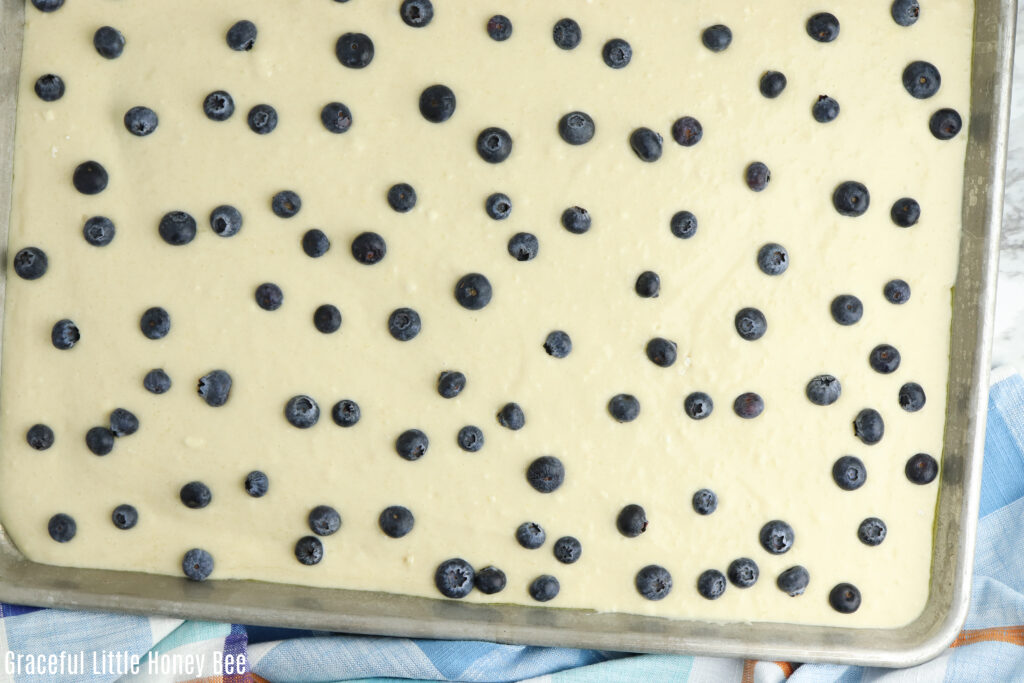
884,279 -> 911,304
853,409 -> 885,445
858,517 -> 887,546
198,370 -> 232,407
759,520 -> 794,554
759,71 -> 787,98
302,229 -> 330,258
13,246 -> 47,280
629,127 -> 663,162
528,575 -> 561,603
670,210 -> 698,239
832,181 -> 870,216
379,505 -> 414,538
320,102 -> 353,133
247,104 -> 278,134
869,344 -> 901,374
526,455 -> 564,493
308,504 -> 341,535
697,569 -> 727,600
891,198 -> 921,227
831,294 -> 863,325
812,95 -> 840,123
734,307 -> 767,341
27,424 -> 55,451
285,395 -> 320,428
31,0 -> 64,12
892,0 -> 921,26
832,455 -> 867,491
34,74 -> 64,101
474,566 -> 507,594
109,408 -> 139,437
111,504 -> 138,530
123,106 -> 157,136
701,25 -> 732,52
331,399 -> 361,427
487,15 -> 513,41
828,583 -> 861,614
226,20 -> 257,51
336,32 -> 374,68
435,558 -> 474,598
516,521 -> 546,549
82,216 -> 115,245
486,192 -> 512,220
602,38 -> 632,68
255,283 -> 284,311
684,392 -> 714,420
671,116 -> 703,146
635,565 -> 672,600
508,232 -> 539,261
388,308 -> 422,341
271,190 -> 301,218
692,489 -> 718,515
552,18 -> 582,50
553,536 -> 582,564
558,111 -> 595,145
144,369 -> 172,394
806,12 -> 839,42
47,513 -> 76,542
777,566 -> 810,596
400,0 -> 433,28
757,243 -> 789,275
906,453 -> 939,484
931,108 -> 964,140
140,306 -> 171,340
455,273 -> 493,310
313,304 -> 342,333
608,394 -> 640,423
351,231 -> 387,265
245,471 -> 269,497
561,206 -> 591,234
733,392 -> 764,419
158,211 -> 197,246
617,503 -> 647,537
635,271 -> 660,298
182,548 -> 214,580
457,425 -> 484,452
899,382 -> 926,412
902,61 -> 941,99
51,319 -> 80,350
396,429 -> 429,460
94,26 -> 125,59
207,206 -> 242,237
806,375 -> 841,406
419,84 -> 456,123
387,183 -> 416,212
728,558 -> 759,588
294,536 -> 324,565
72,160 -> 108,195
476,127 -> 513,163
179,481 -> 212,509
645,337 -> 677,367
745,162 -> 770,191
203,90 -> 235,121
437,371 -> 466,399
497,402 -> 525,430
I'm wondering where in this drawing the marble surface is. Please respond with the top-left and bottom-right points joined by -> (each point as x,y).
992,2 -> 1024,372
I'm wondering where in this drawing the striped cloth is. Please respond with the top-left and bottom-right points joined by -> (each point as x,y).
1,368 -> 1023,683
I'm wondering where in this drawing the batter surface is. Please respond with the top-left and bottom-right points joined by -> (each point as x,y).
0,0 -> 972,627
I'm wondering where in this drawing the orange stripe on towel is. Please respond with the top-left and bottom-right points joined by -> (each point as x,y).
951,625 -> 1024,647
741,659 -> 756,683
775,661 -> 795,677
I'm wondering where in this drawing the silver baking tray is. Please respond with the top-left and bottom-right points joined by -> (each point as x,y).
0,0 -> 1016,668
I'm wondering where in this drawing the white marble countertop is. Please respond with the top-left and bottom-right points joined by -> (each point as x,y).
992,3 -> 1024,372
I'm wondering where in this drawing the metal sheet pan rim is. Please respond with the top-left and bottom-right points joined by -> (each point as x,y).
0,0 -> 1015,667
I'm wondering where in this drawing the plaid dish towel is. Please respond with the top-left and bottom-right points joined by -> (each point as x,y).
1,368 -> 1024,683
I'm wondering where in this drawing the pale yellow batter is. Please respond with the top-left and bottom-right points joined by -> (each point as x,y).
0,0 -> 973,628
